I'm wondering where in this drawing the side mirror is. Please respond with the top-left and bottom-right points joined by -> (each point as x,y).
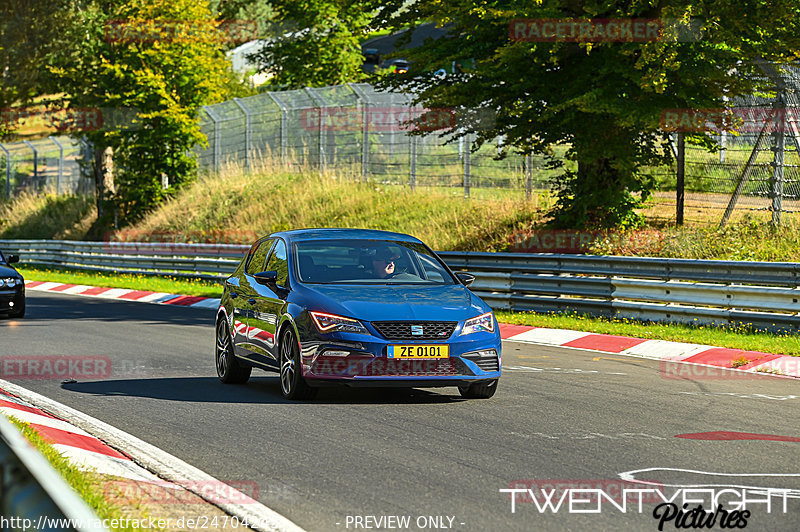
455,272 -> 475,287
7,255 -> 19,264
253,270 -> 278,285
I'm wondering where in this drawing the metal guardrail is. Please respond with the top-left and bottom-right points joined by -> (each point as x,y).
0,414 -> 107,531
3,240 -> 800,330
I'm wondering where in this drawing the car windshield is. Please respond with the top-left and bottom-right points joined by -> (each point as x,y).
294,239 -> 457,285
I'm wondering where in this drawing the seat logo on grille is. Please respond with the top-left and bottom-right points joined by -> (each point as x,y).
411,325 -> 424,336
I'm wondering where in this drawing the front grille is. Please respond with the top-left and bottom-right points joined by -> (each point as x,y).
462,352 -> 500,372
372,321 -> 457,340
309,357 -> 474,377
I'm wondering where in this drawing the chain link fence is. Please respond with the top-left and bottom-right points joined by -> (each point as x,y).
197,83 -> 539,200
5,74 -> 800,228
0,136 -> 91,198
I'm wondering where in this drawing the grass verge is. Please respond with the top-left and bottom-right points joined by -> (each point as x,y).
496,310 -> 800,357
18,266 -> 222,298
6,416 -> 151,531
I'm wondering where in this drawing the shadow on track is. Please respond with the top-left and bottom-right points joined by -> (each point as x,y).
19,292 -> 215,326
60,376 -> 464,405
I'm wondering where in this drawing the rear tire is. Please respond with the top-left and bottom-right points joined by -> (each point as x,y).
216,319 -> 251,384
279,328 -> 317,400
458,379 -> 498,399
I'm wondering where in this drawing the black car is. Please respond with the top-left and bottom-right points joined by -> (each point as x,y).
0,250 -> 24,318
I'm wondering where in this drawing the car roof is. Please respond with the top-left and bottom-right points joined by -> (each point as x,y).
269,228 -> 423,243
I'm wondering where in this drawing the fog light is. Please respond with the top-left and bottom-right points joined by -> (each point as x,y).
474,349 -> 496,357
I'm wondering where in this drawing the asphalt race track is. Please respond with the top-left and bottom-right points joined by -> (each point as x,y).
3,292 -> 800,531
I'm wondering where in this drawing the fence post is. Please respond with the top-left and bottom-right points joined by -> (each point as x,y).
676,132 -> 685,226
463,133 -> 471,198
49,136 -> 64,194
233,98 -> 251,171
720,111 -> 775,228
22,140 -> 38,189
0,143 -> 10,198
266,92 -> 288,166
304,88 -> 327,171
524,154 -> 532,201
348,84 -> 370,182
410,135 -> 417,191
202,106 -> 222,173
79,138 -> 93,195
770,92 -> 786,226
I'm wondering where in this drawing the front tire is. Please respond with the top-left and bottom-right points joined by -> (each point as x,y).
279,328 -> 317,400
216,319 -> 251,384
458,379 -> 498,399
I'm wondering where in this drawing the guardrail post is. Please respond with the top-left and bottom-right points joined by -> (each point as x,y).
22,140 -> 38,189
232,98 -> 252,171
49,136 -> 64,194
0,143 -> 10,198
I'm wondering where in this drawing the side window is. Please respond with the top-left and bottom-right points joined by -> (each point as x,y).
417,253 -> 448,282
265,239 -> 289,287
245,239 -> 274,276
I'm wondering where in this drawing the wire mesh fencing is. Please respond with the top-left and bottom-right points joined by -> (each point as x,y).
0,136 -> 91,198
197,83 -> 549,202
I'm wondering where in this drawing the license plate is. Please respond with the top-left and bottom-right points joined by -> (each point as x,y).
387,345 -> 449,359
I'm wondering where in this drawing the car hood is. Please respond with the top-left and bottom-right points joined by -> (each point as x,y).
300,284 -> 486,322
0,264 -> 21,278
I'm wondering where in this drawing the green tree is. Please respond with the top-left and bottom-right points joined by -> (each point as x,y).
0,0 -> 80,138
51,0 -> 232,225
248,0 -> 372,88
375,1 -> 800,228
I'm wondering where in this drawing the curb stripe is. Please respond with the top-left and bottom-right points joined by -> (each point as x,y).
563,334 -> 649,353
29,423 -> 130,460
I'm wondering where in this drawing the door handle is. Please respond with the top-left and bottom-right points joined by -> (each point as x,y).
248,298 -> 257,304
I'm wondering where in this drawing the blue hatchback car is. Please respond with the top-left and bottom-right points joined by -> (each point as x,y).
215,229 -> 501,400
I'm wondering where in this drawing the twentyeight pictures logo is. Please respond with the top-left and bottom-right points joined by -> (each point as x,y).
501,481 -> 793,529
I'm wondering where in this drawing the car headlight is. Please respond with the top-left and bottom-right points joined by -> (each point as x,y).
460,311 -> 495,335
0,278 -> 18,288
310,311 -> 369,334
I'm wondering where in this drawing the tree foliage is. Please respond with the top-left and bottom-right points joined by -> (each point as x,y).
51,0 -> 233,224
374,1 -> 800,228
249,0 -> 373,88
0,0 -> 80,138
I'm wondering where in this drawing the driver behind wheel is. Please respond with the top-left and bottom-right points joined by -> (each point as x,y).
370,245 -> 401,279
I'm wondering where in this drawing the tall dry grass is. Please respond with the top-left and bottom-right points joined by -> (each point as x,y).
0,192 -> 95,239
127,163 -> 546,251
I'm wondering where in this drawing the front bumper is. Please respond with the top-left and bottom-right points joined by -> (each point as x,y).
300,327 -> 501,385
0,288 -> 23,313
